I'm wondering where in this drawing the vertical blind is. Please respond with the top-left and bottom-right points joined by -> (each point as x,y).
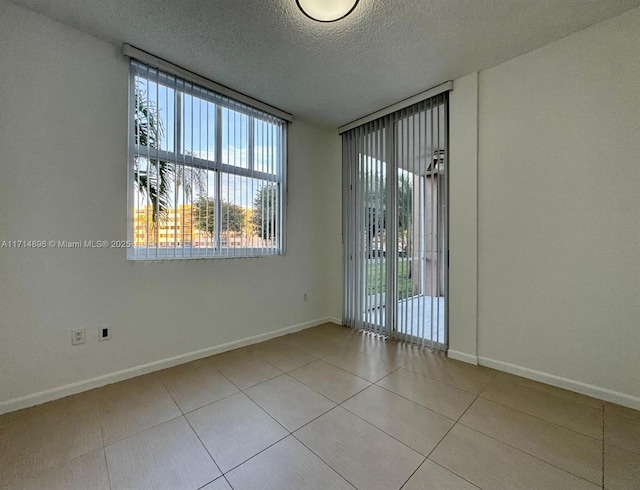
128,60 -> 287,260
342,92 -> 449,349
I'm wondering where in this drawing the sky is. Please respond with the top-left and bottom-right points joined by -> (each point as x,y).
135,76 -> 282,210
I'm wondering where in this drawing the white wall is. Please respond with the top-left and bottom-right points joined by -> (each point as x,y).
0,0 -> 342,412
319,137 -> 344,320
450,6 -> 640,407
448,72 -> 479,364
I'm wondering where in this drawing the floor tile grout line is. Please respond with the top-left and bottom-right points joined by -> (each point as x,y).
157,362 -> 242,416
205,347 -> 288,391
97,378 -> 184,448
474,393 -> 604,442
161,330 -> 376,387
361,353 -> 426,383
312,356 -> 382,384
0,448 -> 95,490
336,402 -> 434,458
223,475 -> 236,490
393,362 -> 495,397
242,371 -> 338,408
288,431 -> 359,490
308,350 -> 378,377
372,383 -> 458,423
196,478 -> 217,490
158,375 -> 182,410
327,346 -> 417,370
397,455 -> 428,490
480,374 -> 607,411
174,398 -> 225,479
208,357 -> 286,390
289,370 -> 372,405
99,411 -> 210,484
439,389 -> 477,428
239,375 -> 316,434
101,447 -> 113,490
602,403 -> 605,489
238,345 -> 320,374
412,392 -> 487,488
180,390 -> 241,417
154,358 -> 213,378
98,402 -> 107,451
347,347 -> 424,367
409,458 -> 483,490
332,381 -> 376,406
403,368 -> 496,397
237,370 -> 296,392
426,390 -> 480,458
195,473 -> 237,490
245,383 -> 339,436
279,402 -> 337,435
158,357 -> 241,389
279,357 -> 321,373
156,375 -> 226,479
287,342 -> 337,358
203,360 -> 256,392
216,434 -> 290,476
454,421 -> 604,487
336,379 -> 458,437
487,373 -> 606,411
102,412 -> 184,449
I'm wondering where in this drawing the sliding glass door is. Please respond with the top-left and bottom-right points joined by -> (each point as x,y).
342,93 -> 448,349
342,120 -> 387,335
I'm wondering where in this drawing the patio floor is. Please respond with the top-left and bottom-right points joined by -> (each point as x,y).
364,295 -> 446,345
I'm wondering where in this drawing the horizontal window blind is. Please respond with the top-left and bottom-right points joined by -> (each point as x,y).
128,60 -> 287,260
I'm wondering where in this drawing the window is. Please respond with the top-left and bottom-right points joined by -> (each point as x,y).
128,60 -> 287,260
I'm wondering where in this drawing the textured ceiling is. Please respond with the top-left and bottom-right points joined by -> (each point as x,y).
10,0 -> 639,127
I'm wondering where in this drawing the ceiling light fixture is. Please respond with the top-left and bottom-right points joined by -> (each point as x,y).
296,0 -> 359,22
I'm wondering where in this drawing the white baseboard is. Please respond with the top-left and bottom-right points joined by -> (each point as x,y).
326,316 -> 343,325
447,349 -> 478,365
478,356 -> 640,411
0,317 -> 337,416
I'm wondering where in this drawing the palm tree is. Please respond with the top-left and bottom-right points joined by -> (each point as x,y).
175,161 -> 206,203
134,87 -> 173,224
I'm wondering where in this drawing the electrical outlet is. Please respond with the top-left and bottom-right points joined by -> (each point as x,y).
303,293 -> 308,302
72,328 -> 86,345
99,326 -> 111,341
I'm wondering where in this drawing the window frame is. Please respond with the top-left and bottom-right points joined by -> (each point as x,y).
127,60 -> 288,261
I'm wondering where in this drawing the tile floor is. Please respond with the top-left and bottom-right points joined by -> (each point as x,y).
1,323 -> 638,490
